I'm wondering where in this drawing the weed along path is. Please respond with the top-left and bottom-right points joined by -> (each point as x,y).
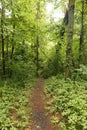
30,78 -> 52,130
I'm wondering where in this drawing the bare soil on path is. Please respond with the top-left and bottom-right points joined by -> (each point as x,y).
29,78 -> 53,130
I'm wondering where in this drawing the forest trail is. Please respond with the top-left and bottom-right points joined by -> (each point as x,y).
29,78 -> 53,130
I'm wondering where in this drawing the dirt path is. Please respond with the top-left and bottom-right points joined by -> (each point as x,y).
30,78 -> 52,130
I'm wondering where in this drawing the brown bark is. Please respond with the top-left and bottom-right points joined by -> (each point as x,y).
66,0 -> 75,78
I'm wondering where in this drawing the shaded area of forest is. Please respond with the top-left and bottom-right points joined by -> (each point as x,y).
0,0 -> 87,79
0,0 -> 87,130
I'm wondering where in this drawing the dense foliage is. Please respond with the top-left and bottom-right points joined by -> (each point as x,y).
0,79 -> 35,129
0,0 -> 87,78
0,0 -> 87,129
45,76 -> 87,130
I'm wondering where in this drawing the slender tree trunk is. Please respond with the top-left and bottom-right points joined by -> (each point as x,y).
9,23 -> 15,77
36,2 -> 40,77
36,35 -> 39,77
10,24 -> 15,61
6,40 -> 8,61
1,2 -> 5,76
6,36 -> 9,75
9,0 -> 15,77
66,0 -> 75,78
79,0 -> 84,65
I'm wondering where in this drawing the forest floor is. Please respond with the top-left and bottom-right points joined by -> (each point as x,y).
27,78 -> 58,130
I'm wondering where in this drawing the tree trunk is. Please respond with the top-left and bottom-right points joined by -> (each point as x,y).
1,1 -> 5,76
78,0 -> 84,65
36,35 -> 39,77
60,4 -> 68,40
66,0 -> 75,78
9,0 -> 15,77
10,24 -> 15,61
9,23 -> 15,77
35,2 -> 40,77
6,36 -> 9,75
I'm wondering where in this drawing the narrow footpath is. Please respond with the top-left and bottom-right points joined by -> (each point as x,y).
30,78 -> 52,130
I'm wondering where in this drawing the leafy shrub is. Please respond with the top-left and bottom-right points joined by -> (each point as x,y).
74,64 -> 87,81
45,76 -> 87,130
11,43 -> 36,83
0,79 -> 34,130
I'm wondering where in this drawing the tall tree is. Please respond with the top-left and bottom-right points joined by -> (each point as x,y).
1,0 -> 5,76
60,3 -> 69,39
36,2 -> 40,77
66,0 -> 75,78
9,0 -> 16,77
79,0 -> 85,65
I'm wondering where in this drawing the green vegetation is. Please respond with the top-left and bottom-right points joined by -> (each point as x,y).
45,74 -> 87,130
0,0 -> 87,129
0,79 -> 35,130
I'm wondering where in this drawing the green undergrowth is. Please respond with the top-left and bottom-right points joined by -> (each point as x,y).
45,76 -> 87,130
0,78 -> 35,130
